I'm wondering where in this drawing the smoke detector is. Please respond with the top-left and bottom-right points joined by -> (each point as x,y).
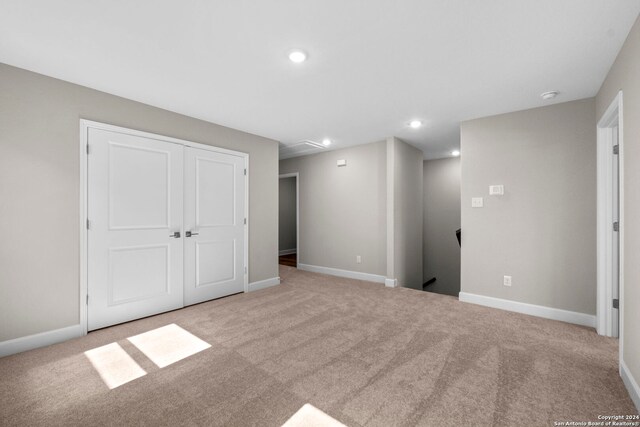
541,91 -> 559,100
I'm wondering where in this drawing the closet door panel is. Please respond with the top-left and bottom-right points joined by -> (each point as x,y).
184,147 -> 245,305
87,128 -> 184,331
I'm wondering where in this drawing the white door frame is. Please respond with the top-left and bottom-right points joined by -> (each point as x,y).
278,173 -> 299,267
79,119 -> 249,335
596,92 -> 624,347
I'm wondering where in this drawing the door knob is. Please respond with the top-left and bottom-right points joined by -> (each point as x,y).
186,231 -> 199,237
169,231 -> 181,238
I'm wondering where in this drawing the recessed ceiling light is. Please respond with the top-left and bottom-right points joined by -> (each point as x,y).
452,150 -> 460,157
288,49 -> 307,63
409,120 -> 423,129
322,138 -> 331,146
541,91 -> 559,100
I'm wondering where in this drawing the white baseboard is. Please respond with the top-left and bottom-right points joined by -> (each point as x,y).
385,278 -> 398,288
279,249 -> 297,256
458,292 -> 596,328
621,359 -> 640,413
248,276 -> 281,292
298,263 -> 386,284
0,324 -> 83,358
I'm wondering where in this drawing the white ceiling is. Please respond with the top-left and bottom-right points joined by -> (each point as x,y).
1,1 -> 638,159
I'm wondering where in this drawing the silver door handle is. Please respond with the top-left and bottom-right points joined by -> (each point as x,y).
170,231 -> 181,238
186,231 -> 199,237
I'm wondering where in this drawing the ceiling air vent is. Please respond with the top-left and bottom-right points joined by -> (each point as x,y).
279,140 -> 328,160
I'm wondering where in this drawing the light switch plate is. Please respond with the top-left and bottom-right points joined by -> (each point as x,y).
472,197 -> 483,208
489,185 -> 504,195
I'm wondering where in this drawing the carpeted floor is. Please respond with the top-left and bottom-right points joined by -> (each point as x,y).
0,266 -> 635,426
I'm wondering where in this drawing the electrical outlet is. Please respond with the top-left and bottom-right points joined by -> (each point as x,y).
472,197 -> 484,208
503,275 -> 512,287
356,255 -> 362,264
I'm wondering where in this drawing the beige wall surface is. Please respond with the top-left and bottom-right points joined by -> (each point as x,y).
279,142 -> 387,276
0,63 -> 279,342
460,98 -> 596,315
423,158 -> 461,296
279,177 -> 297,252
596,15 -> 640,393
392,138 -> 423,289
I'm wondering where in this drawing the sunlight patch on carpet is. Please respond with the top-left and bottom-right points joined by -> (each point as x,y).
127,323 -> 211,368
282,404 -> 348,427
84,342 -> 147,389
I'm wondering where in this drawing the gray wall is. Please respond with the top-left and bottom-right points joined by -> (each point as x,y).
423,158 -> 461,296
392,138 -> 424,289
0,63 -> 279,342
279,177 -> 297,252
279,141 -> 387,276
596,14 -> 640,393
460,98 -> 596,315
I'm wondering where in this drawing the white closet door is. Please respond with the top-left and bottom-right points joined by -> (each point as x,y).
184,146 -> 246,305
87,128 -> 184,331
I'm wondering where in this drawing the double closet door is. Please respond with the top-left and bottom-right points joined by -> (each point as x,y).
87,126 -> 246,331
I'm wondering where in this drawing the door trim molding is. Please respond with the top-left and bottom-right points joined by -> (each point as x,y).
386,138 -> 395,283
596,92 -> 624,343
80,119 -> 249,335
385,278 -> 398,288
279,173 -> 299,268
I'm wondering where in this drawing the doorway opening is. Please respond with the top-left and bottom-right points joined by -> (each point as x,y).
597,91 -> 623,342
279,173 -> 299,268
422,157 -> 461,296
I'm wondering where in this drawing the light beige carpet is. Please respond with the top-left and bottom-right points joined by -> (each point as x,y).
282,403 -> 347,427
0,266 -> 635,426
